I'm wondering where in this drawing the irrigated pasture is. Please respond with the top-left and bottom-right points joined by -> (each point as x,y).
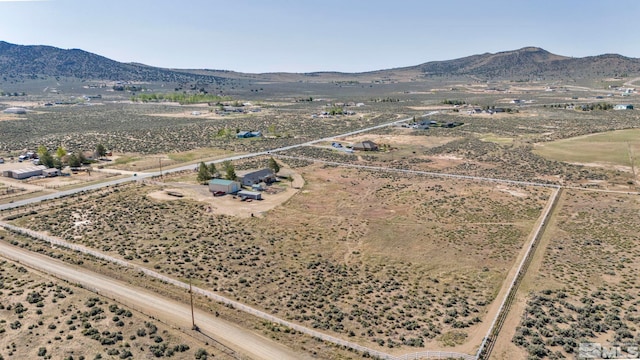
534,128 -> 640,172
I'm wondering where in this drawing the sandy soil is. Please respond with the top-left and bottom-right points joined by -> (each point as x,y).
147,170 -> 304,218
0,100 -> 42,107
0,240 -> 308,360
338,133 -> 458,148
496,185 -> 529,198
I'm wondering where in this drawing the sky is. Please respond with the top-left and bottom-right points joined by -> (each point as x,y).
0,0 -> 639,73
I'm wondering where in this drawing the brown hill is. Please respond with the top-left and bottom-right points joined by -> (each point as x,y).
1,41 -> 639,83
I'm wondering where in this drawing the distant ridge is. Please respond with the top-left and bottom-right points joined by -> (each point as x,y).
1,41 -> 639,82
408,47 -> 640,78
0,41 -> 224,83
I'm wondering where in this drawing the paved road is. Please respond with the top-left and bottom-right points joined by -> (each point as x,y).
0,116 -> 414,211
0,240 -> 309,360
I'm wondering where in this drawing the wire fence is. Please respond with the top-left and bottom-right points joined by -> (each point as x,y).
0,221 -> 475,360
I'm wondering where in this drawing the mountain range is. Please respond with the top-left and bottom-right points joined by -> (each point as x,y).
1,41 -> 639,83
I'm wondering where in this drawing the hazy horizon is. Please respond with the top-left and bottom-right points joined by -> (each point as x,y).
1,0 -> 639,73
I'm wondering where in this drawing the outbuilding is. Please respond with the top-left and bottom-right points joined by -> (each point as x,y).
42,168 -> 61,177
614,104 -> 634,110
3,165 -> 46,179
3,107 -> 27,114
208,179 -> 240,194
237,190 -> 262,200
352,140 -> 379,151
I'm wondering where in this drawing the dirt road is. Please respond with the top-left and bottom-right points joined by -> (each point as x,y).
0,240 -> 310,360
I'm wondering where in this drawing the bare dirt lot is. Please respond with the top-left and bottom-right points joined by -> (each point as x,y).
147,178 -> 301,218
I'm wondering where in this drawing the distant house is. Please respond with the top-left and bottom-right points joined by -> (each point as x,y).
614,104 -> 634,110
236,131 -> 262,138
82,151 -> 96,161
3,107 -> 27,114
352,140 -> 379,151
239,169 -> 276,186
209,179 -> 240,194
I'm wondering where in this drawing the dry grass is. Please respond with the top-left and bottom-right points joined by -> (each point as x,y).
10,163 -> 549,352
510,190 -> 640,359
0,256 -> 222,359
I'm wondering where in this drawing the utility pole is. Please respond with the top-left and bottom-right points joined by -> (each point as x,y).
189,277 -> 196,330
159,158 -> 163,178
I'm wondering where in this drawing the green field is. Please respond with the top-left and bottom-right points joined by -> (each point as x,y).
534,129 -> 640,167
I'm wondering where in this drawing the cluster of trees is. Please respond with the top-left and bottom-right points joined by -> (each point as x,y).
371,97 -> 400,103
196,157 -> 280,184
442,99 -> 467,105
36,143 -> 107,169
130,93 -> 229,105
0,91 -> 26,96
327,106 -> 344,115
197,161 -> 237,184
112,85 -> 145,92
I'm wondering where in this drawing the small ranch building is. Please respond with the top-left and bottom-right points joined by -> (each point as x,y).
614,104 -> 634,110
352,140 -> 379,151
236,131 -> 262,138
42,168 -> 61,177
239,169 -> 276,186
3,165 -> 46,179
237,190 -> 262,200
3,107 -> 27,114
209,179 -> 240,194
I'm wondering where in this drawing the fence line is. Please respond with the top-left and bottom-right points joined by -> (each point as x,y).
0,221 -> 474,360
475,187 -> 562,359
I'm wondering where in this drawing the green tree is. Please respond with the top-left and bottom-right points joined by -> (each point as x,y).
35,146 -> 54,168
68,153 -> 81,168
268,157 -> 280,174
96,144 -> 107,158
196,162 -> 211,184
222,161 -> 237,181
207,163 -> 217,177
37,145 -> 48,159
39,151 -> 55,168
56,146 -> 67,159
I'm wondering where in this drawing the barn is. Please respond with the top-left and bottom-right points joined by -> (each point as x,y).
237,190 -> 262,200
3,165 -> 46,179
209,179 -> 240,194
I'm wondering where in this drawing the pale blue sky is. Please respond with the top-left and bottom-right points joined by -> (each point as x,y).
1,0 -> 638,73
